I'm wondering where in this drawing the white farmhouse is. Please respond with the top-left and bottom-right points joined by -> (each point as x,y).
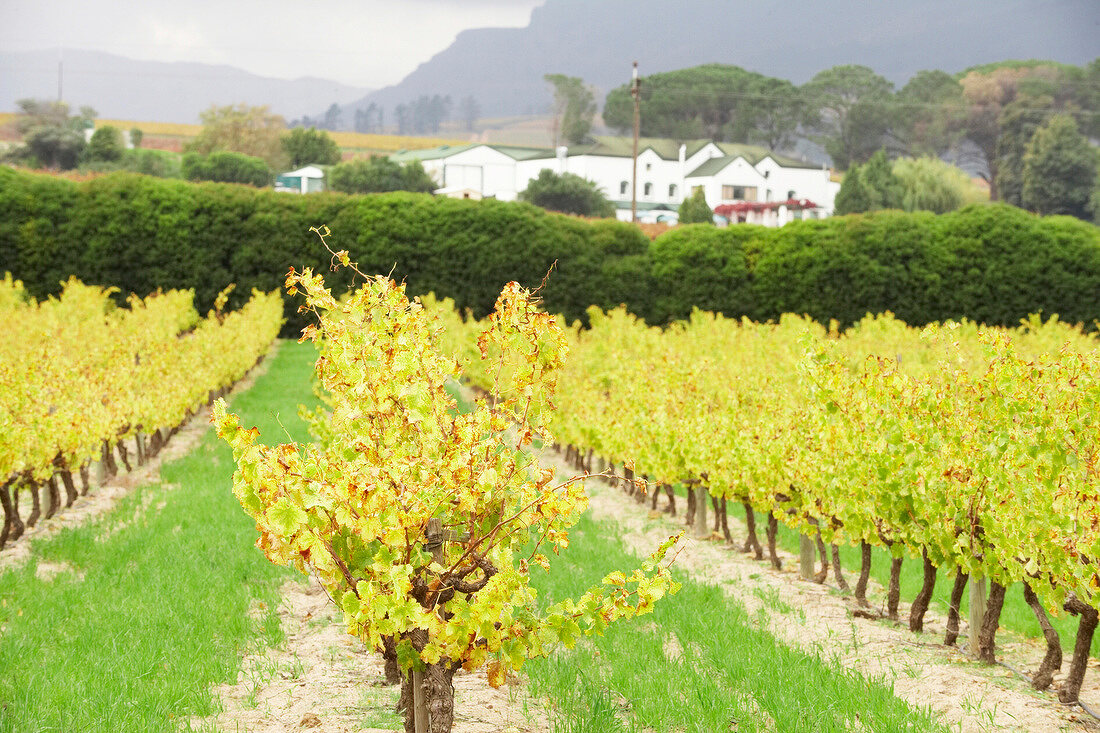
390,136 -> 838,226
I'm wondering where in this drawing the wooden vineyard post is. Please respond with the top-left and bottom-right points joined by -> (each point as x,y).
799,535 -> 815,580
694,485 -> 708,539
93,455 -> 106,486
969,572 -> 987,658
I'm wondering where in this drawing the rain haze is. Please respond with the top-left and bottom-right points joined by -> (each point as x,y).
0,0 -> 544,88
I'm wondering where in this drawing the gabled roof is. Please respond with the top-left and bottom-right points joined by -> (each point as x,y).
686,155 -> 753,178
390,143 -> 553,163
567,136 -> 714,160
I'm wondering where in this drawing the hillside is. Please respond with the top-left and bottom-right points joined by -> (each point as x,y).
0,48 -> 371,123
344,0 -> 1099,119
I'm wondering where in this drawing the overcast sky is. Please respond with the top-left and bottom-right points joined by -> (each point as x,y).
0,0 -> 545,89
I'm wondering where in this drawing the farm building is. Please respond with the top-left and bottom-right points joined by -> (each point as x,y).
391,136 -> 839,225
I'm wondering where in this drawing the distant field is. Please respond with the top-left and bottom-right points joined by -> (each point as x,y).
0,113 -> 469,155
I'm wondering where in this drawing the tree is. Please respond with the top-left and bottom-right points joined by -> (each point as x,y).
955,62 -> 1074,200
802,65 -> 895,169
833,166 -> 871,215
892,157 -> 981,214
11,98 -> 95,170
747,77 -> 806,151
327,156 -> 436,194
85,125 -> 125,163
187,103 -> 287,169
1021,114 -> 1098,219
213,266 -> 678,733
993,95 -> 1053,207
833,150 -> 903,215
518,169 -> 614,217
129,127 -> 143,148
544,74 -> 596,146
603,64 -> 804,146
282,127 -> 342,168
181,150 -> 273,187
458,96 -> 480,132
395,104 -> 412,135
677,188 -> 713,224
893,70 -> 965,157
323,103 -> 342,131
859,150 -> 903,210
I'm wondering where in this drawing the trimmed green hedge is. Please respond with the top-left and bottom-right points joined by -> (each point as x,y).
2,167 -> 1099,334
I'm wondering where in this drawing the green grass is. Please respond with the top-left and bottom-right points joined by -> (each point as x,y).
524,511 -> 947,733
0,340 -> 321,732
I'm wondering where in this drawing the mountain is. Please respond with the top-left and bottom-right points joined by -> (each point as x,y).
0,49 -> 372,123
343,0 -> 1099,120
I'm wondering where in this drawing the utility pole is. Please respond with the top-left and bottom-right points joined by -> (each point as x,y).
631,61 -> 640,223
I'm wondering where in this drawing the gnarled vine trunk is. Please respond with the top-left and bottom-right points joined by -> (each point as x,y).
944,571 -> 968,646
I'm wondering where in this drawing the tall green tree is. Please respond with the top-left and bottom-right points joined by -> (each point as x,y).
954,61 -> 1086,200
834,150 -> 903,214
327,156 -> 436,194
859,150 -> 904,210
1021,114 -> 1098,219
993,96 -> 1053,207
281,127 -> 342,168
518,169 -> 614,217
603,64 -> 804,147
833,166 -> 871,215
545,74 -> 596,146
893,70 -> 965,157
802,65 -> 894,169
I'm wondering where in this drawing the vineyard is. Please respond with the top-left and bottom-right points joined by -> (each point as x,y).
2,256 -> 1100,732
0,276 -> 282,547
428,295 -> 1100,709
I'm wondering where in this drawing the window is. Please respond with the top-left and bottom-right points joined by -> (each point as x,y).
766,189 -> 772,202
721,185 -> 757,201
787,190 -> 796,200
668,183 -> 678,198
644,182 -> 653,196
645,162 -> 652,171
620,181 -> 629,195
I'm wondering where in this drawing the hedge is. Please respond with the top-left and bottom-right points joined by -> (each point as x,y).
2,166 -> 1098,335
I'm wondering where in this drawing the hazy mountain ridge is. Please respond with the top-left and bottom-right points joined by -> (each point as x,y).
0,49 -> 372,123
344,0 -> 1099,121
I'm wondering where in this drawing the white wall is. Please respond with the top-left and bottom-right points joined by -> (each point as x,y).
404,143 -> 836,225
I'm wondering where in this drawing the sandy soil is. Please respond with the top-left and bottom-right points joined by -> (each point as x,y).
196,575 -> 547,733
535,446 -> 1100,733
0,344 -> 278,573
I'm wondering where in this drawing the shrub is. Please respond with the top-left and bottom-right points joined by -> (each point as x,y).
677,188 -> 713,224
181,151 -> 272,187
3,167 -> 1099,339
518,169 -> 615,218
328,157 -> 435,194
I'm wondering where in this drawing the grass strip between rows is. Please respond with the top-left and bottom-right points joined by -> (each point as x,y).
524,509 -> 946,733
0,340 -> 320,732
